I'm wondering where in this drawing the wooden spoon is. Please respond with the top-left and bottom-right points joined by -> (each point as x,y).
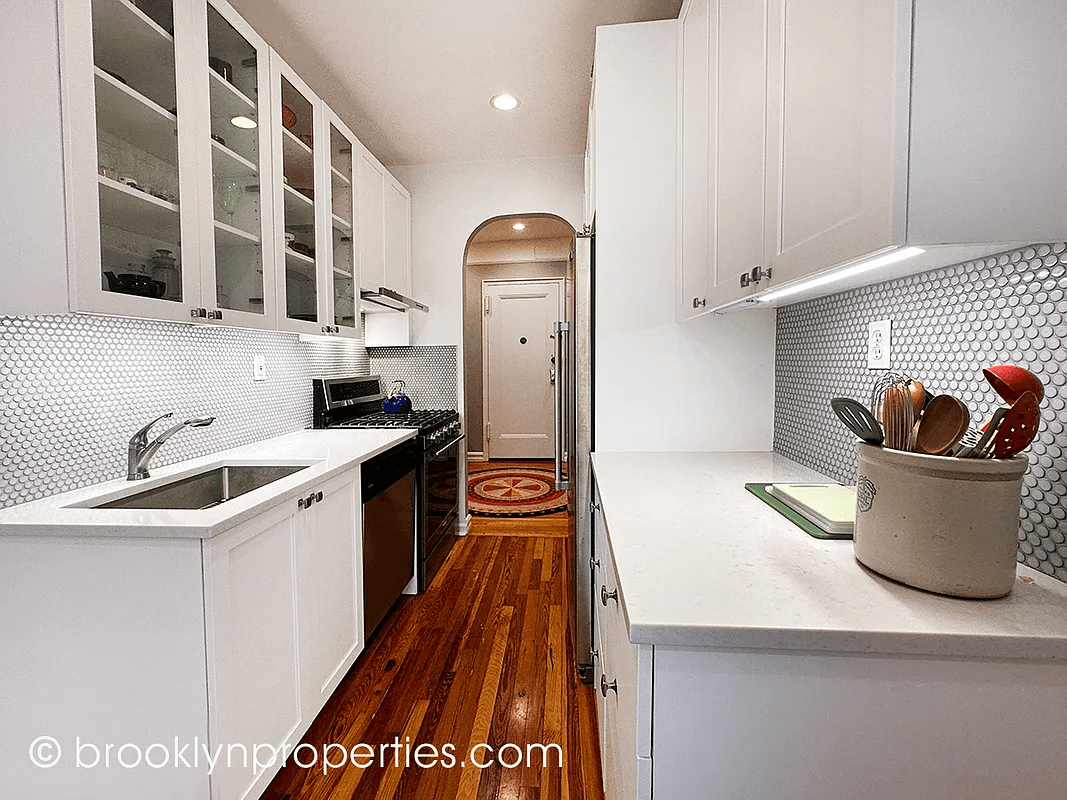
915,395 -> 970,455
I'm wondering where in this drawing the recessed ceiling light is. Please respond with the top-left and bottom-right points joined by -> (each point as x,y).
230,114 -> 257,129
490,93 -> 519,111
512,222 -> 526,231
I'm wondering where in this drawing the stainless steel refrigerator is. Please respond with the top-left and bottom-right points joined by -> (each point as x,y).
553,224 -> 595,683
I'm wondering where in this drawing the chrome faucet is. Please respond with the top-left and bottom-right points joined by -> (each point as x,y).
127,413 -> 216,480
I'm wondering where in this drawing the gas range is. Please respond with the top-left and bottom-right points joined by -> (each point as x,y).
312,375 -> 464,593
312,376 -> 459,444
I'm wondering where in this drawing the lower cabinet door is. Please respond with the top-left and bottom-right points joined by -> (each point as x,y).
296,476 -> 362,716
204,502 -> 303,800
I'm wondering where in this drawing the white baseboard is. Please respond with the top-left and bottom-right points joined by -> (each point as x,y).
458,513 -> 473,535
467,451 -> 487,462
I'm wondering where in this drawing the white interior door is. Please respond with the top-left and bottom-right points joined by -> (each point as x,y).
484,279 -> 563,459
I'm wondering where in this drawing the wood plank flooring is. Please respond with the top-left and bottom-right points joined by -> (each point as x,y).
467,460 -> 570,538
261,496 -> 603,800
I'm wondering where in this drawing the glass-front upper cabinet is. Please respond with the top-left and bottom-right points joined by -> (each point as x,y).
271,58 -> 323,333
199,0 -> 275,327
327,114 -> 359,336
70,0 -> 201,321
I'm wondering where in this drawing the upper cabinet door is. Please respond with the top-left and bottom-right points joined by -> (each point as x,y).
326,112 -> 360,336
676,0 -> 711,320
383,177 -> 411,296
763,0 -> 908,286
357,147 -> 386,291
270,56 -> 325,333
197,0 -> 277,328
65,0 -> 204,322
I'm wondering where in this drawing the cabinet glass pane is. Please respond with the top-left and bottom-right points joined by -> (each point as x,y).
280,77 -> 318,323
92,0 -> 183,303
330,124 -> 356,330
207,4 -> 264,314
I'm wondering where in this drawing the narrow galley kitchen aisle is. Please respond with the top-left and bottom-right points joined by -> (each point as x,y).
261,503 -> 602,799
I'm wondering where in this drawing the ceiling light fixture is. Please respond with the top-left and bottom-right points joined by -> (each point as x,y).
759,247 -> 925,303
512,222 -> 526,231
229,114 -> 258,129
490,93 -> 519,111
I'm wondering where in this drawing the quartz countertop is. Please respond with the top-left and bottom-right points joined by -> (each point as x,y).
0,428 -> 414,540
592,451 -> 1067,660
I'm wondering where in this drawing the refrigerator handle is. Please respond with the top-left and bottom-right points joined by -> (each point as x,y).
554,320 -> 570,490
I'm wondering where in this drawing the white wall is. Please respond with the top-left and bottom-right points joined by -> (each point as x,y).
593,20 -> 776,452
391,156 -> 584,346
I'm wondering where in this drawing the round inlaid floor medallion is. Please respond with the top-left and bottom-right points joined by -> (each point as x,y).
467,467 -> 568,517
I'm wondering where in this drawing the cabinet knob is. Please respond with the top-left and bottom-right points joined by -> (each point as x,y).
740,272 -> 751,288
601,585 -> 618,606
590,647 -> 600,662
692,297 -> 706,309
750,265 -> 772,284
600,674 -> 618,697
590,557 -> 600,571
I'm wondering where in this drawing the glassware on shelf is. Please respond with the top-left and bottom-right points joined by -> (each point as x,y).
150,249 -> 180,301
216,178 -> 241,226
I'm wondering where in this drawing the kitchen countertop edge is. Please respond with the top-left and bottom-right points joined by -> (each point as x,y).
0,428 -> 416,540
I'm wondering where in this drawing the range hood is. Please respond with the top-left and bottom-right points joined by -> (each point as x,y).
360,287 -> 429,313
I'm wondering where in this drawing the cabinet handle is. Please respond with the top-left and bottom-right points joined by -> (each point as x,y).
190,307 -> 207,319
590,557 -> 600,571
750,265 -> 772,284
692,296 -> 706,309
601,585 -> 618,606
590,500 -> 600,514
739,272 -> 751,288
590,647 -> 600,661
206,309 -> 223,320
315,491 -> 323,502
600,674 -> 618,697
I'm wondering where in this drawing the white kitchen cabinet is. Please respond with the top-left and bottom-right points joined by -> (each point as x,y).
677,0 -> 771,318
758,0 -> 1067,301
2,0 -> 367,338
294,474 -> 363,716
204,466 -> 364,800
357,144 -> 387,291
592,482 -> 653,800
204,500 -> 303,800
384,175 -> 412,297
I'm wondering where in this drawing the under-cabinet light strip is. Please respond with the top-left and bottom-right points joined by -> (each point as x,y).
759,247 -> 925,302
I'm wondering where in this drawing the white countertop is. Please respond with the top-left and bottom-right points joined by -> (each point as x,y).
0,428 -> 414,540
592,451 -> 1067,660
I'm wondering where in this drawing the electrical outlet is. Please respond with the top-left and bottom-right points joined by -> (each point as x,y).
867,320 -> 891,369
252,355 -> 266,381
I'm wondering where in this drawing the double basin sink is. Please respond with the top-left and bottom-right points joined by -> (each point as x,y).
91,465 -> 307,510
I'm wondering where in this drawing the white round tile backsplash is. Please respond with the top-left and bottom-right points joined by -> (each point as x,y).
0,314 -> 369,508
775,242 -> 1067,583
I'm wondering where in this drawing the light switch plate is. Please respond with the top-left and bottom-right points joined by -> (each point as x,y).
867,320 -> 891,369
252,355 -> 266,381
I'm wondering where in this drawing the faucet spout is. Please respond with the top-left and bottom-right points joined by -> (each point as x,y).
127,415 -> 216,481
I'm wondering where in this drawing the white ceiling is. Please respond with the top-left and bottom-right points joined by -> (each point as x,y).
471,214 -> 576,244
230,0 -> 682,167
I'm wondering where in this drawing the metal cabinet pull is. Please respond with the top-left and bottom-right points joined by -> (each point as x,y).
590,557 -> 600,571
590,647 -> 600,662
601,585 -> 618,606
750,265 -> 772,284
692,296 -> 706,309
315,491 -> 323,502
740,272 -> 751,288
600,674 -> 618,697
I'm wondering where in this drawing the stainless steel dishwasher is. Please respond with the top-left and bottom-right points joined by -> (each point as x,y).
361,439 -> 418,640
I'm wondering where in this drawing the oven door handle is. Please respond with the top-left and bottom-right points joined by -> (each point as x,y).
430,433 -> 465,459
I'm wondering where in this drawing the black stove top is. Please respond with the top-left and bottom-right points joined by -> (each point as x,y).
313,376 -> 459,437
336,409 -> 458,434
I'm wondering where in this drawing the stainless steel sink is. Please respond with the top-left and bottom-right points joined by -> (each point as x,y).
92,465 -> 308,510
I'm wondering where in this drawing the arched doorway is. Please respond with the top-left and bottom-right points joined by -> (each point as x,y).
461,213 -> 576,465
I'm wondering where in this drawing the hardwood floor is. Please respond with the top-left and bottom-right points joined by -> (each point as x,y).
262,503 -> 603,800
467,460 -> 570,538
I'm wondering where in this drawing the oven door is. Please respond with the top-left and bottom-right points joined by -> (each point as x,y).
424,432 -> 463,550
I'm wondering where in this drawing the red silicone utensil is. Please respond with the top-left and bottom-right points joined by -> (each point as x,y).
983,365 -> 1044,404
992,390 -> 1041,458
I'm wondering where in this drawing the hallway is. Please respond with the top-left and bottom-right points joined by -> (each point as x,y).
262,507 -> 603,799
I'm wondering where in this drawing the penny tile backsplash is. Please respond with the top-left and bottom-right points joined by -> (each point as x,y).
0,314 -> 369,508
775,243 -> 1067,582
